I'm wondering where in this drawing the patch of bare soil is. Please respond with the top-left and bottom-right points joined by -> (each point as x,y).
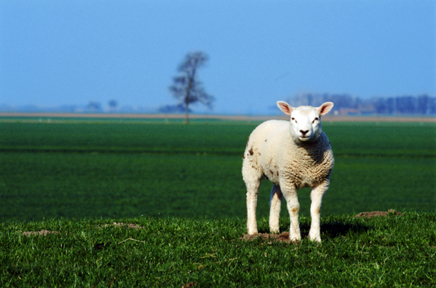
241,232 -> 292,244
355,209 -> 403,218
182,282 -> 198,288
21,230 -> 59,236
21,223 -> 143,236
100,222 -> 143,229
111,222 -> 143,229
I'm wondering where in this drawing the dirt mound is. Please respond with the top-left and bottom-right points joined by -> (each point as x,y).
355,209 -> 403,218
241,232 -> 292,243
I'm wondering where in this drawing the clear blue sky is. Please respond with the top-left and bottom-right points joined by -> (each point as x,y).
1,0 -> 435,114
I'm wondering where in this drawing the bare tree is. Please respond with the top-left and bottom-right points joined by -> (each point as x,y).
169,51 -> 214,124
87,101 -> 102,112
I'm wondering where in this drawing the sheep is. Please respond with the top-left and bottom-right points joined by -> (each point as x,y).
242,101 -> 334,242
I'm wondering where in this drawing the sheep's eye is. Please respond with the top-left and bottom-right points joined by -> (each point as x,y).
291,117 -> 297,123
312,117 -> 319,124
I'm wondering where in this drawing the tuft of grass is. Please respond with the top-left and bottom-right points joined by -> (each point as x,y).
1,213 -> 436,287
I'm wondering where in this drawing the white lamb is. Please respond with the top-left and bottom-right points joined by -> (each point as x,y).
242,101 -> 334,242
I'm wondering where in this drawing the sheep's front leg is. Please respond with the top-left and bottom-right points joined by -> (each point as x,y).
281,185 -> 301,241
308,181 -> 329,243
269,184 -> 283,233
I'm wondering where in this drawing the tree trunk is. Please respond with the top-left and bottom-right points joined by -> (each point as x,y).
184,75 -> 193,124
184,87 -> 190,124
185,102 -> 189,124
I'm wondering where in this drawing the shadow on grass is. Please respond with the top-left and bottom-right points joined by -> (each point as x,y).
259,221 -> 371,239
320,221 -> 371,238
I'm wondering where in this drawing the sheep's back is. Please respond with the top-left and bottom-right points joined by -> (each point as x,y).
244,120 -> 291,184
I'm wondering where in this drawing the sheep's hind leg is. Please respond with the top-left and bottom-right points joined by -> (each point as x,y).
246,183 -> 260,235
243,162 -> 262,235
308,181 -> 329,243
269,184 -> 283,233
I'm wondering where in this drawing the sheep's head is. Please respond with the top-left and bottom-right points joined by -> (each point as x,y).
277,101 -> 334,143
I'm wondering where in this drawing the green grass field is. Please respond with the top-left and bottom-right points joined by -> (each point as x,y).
2,213 -> 436,287
1,117 -> 436,286
1,118 -> 435,222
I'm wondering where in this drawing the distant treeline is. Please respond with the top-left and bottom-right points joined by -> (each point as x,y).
290,93 -> 436,115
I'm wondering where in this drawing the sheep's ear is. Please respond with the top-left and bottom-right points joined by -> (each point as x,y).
317,102 -> 334,116
277,101 -> 294,116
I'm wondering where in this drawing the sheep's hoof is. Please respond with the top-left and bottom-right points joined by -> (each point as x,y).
289,234 -> 301,242
308,231 -> 322,243
247,229 -> 258,235
309,237 -> 321,243
270,227 -> 280,234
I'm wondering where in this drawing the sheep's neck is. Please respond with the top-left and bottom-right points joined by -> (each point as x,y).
292,136 -> 328,164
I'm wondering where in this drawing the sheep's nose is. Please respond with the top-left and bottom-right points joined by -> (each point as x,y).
300,130 -> 309,136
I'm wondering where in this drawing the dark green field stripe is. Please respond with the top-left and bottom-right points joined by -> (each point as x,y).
334,153 -> 436,159
0,147 -> 242,156
1,147 -> 435,159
